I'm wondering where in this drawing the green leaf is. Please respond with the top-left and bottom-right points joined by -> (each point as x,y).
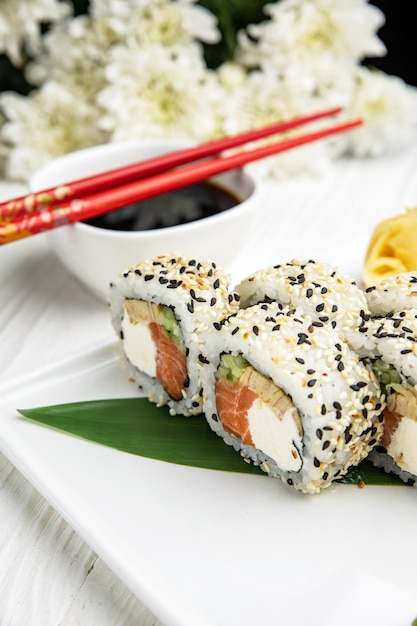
18,399 -> 408,487
18,399 -> 262,475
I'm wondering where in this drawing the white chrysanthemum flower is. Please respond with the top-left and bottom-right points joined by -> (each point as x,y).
220,71 -> 333,179
335,68 -> 417,158
26,15 -> 111,103
216,61 -> 248,93
91,0 -> 220,49
0,82 -> 107,181
0,0 -> 71,65
97,44 -> 222,142
237,0 -> 386,79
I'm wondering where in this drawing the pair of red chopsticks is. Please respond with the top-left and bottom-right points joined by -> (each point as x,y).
0,107 -> 361,245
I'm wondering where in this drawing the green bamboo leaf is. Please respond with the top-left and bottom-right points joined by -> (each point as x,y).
18,399 -> 407,487
18,399 -> 262,475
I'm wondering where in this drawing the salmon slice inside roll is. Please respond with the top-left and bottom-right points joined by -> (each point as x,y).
121,299 -> 187,401
215,354 -> 304,472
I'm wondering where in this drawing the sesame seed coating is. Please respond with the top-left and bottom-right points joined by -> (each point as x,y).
235,259 -> 371,355
108,253 -> 240,416
202,302 -> 384,494
365,273 -> 417,316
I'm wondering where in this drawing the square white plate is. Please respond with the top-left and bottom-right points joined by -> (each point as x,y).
0,341 -> 417,626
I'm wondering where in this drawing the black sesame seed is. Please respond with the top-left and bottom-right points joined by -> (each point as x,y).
313,457 -> 320,468
252,325 -> 259,336
213,279 -> 220,289
231,327 -> 239,335
306,288 -> 313,298
337,361 -> 344,371
316,303 -> 325,312
316,428 -> 323,440
401,349 -> 413,355
144,274 -> 154,281
198,354 -> 210,364
307,379 -> 317,387
296,357 -> 305,364
210,297 -> 217,306
187,301 -> 194,314
322,440 -> 330,450
297,332 -> 311,345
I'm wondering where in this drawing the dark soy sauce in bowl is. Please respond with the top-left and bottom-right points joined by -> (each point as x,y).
83,181 -> 240,231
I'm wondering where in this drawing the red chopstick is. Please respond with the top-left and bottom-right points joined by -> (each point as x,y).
0,117 -> 361,245
0,106 -> 343,222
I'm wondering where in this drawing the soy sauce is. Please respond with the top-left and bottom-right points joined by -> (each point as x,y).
83,181 -> 240,231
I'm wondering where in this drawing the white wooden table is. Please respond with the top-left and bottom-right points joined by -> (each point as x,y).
0,209 -> 164,625
1,140 -> 417,625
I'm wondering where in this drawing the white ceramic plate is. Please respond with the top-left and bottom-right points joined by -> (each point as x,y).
0,341 -> 417,626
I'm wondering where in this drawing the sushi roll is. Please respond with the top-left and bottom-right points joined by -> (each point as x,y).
235,259 -> 371,354
363,309 -> 417,486
202,302 -> 384,494
365,272 -> 417,316
108,253 -> 240,416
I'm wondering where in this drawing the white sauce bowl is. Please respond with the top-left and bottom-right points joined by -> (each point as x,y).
29,139 -> 264,301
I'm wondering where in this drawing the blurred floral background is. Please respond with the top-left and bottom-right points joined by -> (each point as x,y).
1,0 -> 417,190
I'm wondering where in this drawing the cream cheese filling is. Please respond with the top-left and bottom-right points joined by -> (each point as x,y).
121,303 -> 156,377
247,401 -> 303,472
387,418 -> 417,475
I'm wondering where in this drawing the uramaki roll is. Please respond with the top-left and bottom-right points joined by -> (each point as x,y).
201,302 -> 384,494
365,272 -> 417,316
364,309 -> 417,486
235,259 -> 372,355
108,253 -> 240,416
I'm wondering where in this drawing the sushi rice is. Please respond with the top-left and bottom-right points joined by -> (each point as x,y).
235,259 -> 373,355
201,303 -> 384,494
365,272 -> 417,316
108,253 -> 240,416
363,309 -> 417,486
